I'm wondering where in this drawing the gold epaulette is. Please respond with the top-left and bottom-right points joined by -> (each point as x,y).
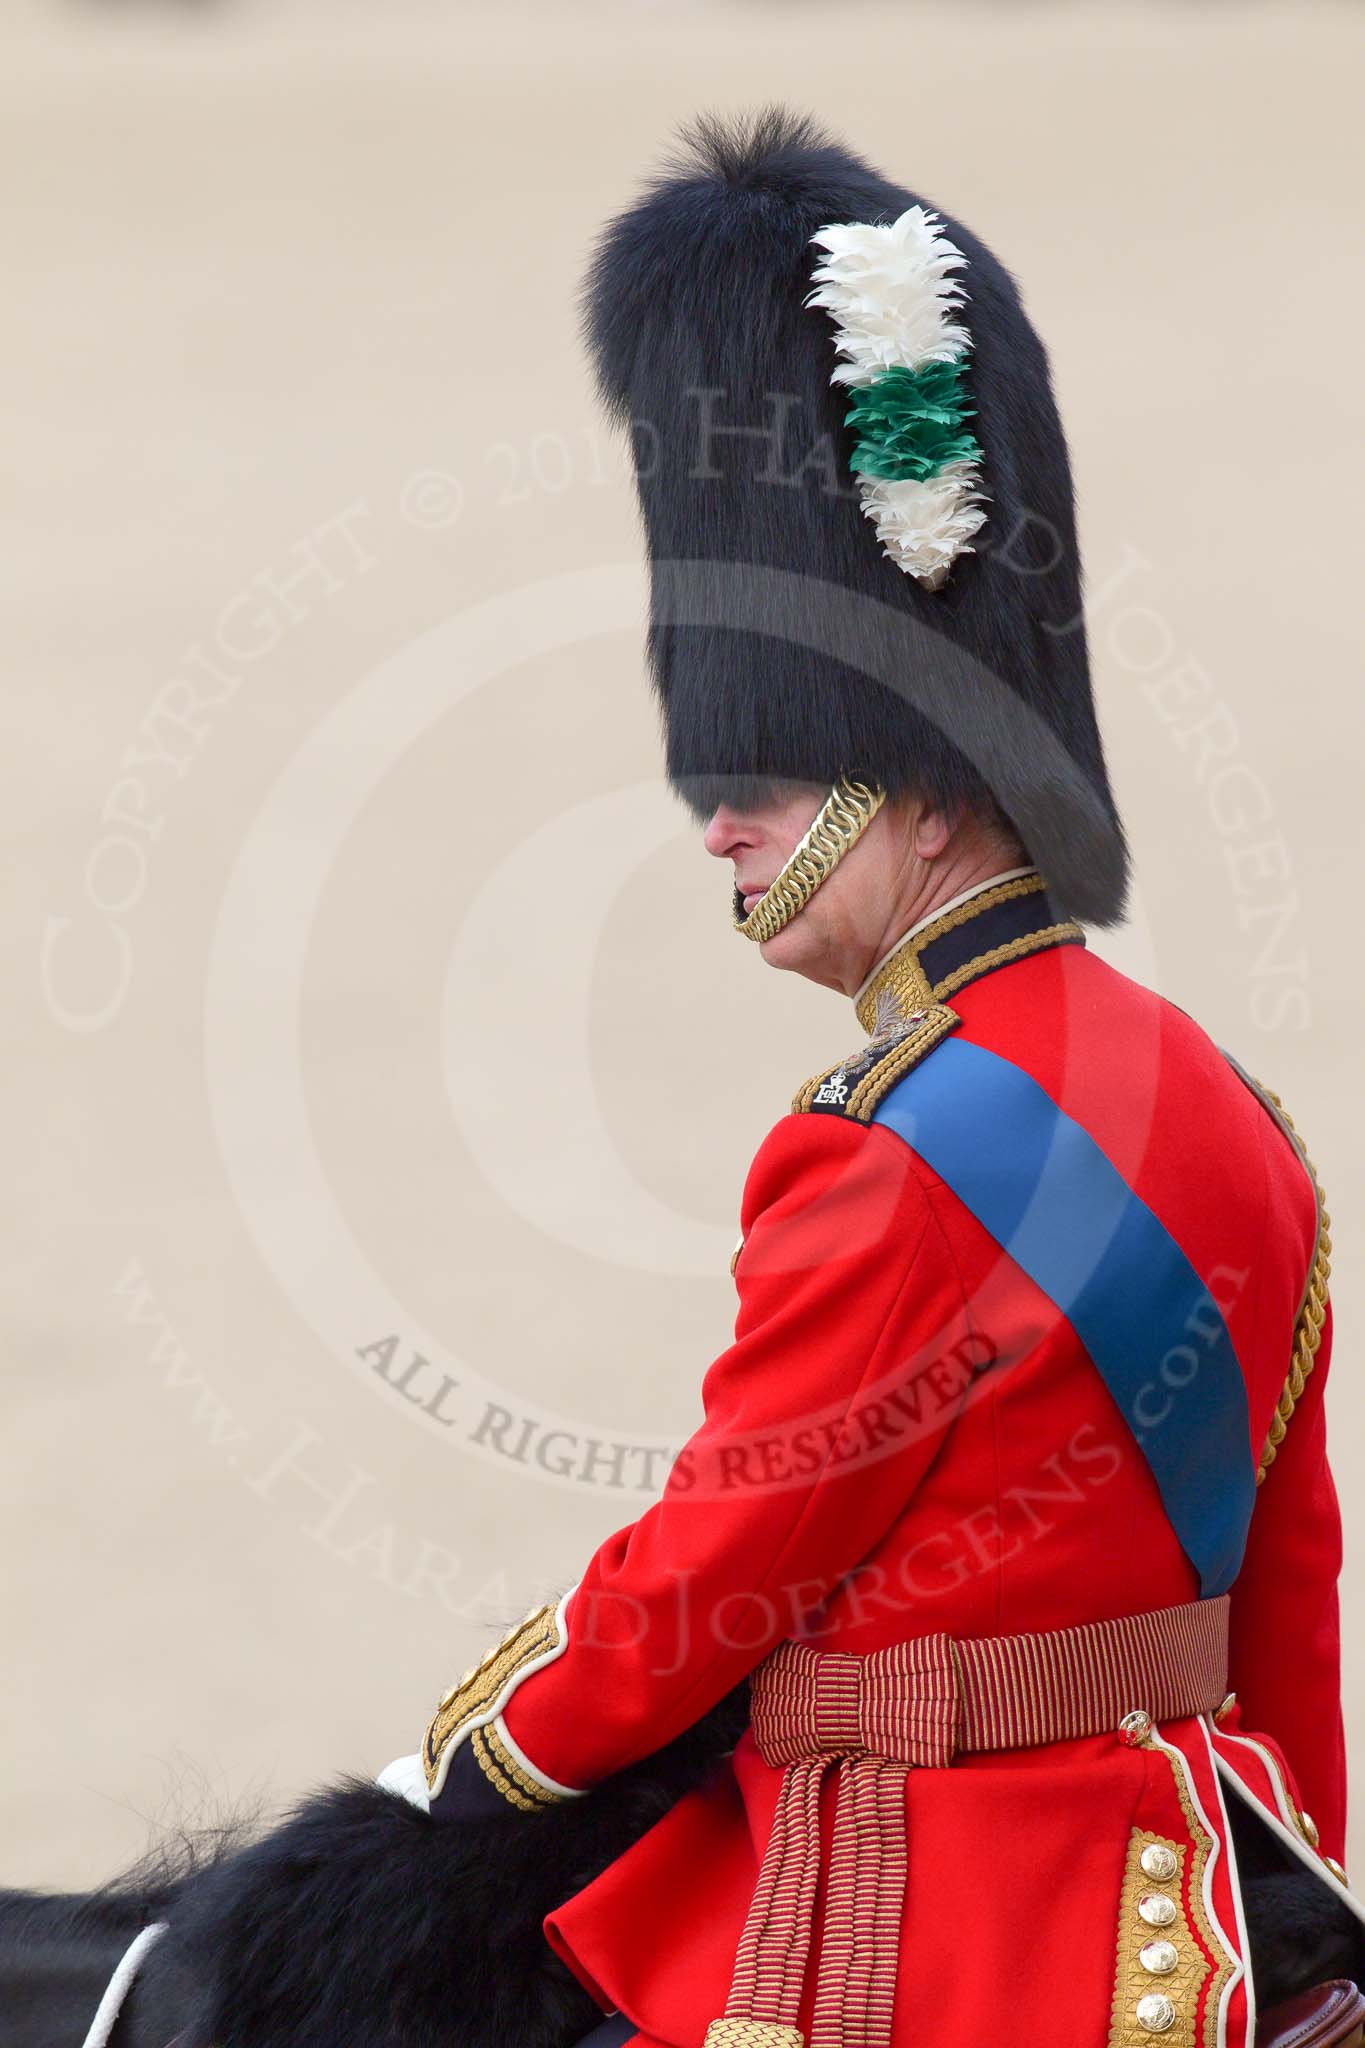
792,1002 -> 960,1123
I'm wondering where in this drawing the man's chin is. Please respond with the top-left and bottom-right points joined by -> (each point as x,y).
752,913 -> 859,998
757,922 -> 822,979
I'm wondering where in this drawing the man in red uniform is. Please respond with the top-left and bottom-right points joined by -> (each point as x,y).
381,111 -> 1361,2048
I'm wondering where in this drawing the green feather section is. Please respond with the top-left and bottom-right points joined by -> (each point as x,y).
844,361 -> 982,483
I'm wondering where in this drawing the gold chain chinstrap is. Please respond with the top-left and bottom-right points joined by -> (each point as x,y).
733,778 -> 885,945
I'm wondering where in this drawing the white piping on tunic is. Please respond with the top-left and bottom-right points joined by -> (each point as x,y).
491,1710 -> 586,1800
1144,1724 -> 1245,2048
1196,1715 -> 1257,2048
1214,1731 -> 1365,1931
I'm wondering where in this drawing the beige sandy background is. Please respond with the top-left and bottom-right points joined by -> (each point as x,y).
3,0 -> 1363,1889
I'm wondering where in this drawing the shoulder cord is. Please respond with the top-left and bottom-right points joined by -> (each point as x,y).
1250,1077 -> 1332,1484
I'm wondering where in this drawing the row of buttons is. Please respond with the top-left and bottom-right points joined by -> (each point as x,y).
1134,1837 -> 1181,2032
1117,1718 -> 1184,2033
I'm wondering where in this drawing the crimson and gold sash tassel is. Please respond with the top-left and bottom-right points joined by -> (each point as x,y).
810,1755 -> 910,2048
709,1755 -> 824,2045
708,1750 -> 910,2048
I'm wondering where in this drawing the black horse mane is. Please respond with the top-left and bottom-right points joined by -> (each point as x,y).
1,1687 -> 751,2048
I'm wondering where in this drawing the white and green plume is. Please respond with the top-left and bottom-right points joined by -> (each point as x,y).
807,206 -> 988,591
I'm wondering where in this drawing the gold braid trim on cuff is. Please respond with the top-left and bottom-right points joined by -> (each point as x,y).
733,778 -> 885,945
470,1725 -> 544,1812
470,1722 -> 567,1811
1251,1080 -> 1332,1484
422,1602 -> 562,1793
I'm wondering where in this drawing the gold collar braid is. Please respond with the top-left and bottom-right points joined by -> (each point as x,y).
733,777 -> 886,944
853,872 -> 1081,1033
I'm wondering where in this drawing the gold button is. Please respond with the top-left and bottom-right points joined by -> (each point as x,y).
1137,1992 -> 1176,2033
1212,1692 -> 1237,1725
1118,1709 -> 1153,1747
1297,1809 -> 1320,1849
1138,1893 -> 1178,1928
1140,1843 -> 1179,1882
1326,1856 -> 1349,1884
1139,1939 -> 1179,1976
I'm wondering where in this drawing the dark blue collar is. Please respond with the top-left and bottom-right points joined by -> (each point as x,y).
855,873 -> 1084,1035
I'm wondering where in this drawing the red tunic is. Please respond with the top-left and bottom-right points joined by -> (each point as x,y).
422,884 -> 1352,2047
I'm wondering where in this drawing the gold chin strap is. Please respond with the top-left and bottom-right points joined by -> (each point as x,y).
733,776 -> 886,945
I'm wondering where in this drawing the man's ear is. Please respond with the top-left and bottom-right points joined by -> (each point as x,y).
910,800 -> 956,862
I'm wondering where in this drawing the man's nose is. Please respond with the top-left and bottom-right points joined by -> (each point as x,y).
702,807 -> 753,860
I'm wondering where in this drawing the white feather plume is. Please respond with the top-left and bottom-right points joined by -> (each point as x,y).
808,205 -> 986,586
859,466 -> 989,590
807,206 -> 972,387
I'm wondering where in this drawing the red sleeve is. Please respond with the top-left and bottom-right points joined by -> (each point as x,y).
1227,1300 -> 1346,1863
489,1110 -> 971,1793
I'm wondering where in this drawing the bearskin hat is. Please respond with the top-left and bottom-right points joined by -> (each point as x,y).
583,107 -> 1129,925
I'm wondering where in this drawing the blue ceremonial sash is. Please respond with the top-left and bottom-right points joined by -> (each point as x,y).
872,1037 -> 1255,1596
